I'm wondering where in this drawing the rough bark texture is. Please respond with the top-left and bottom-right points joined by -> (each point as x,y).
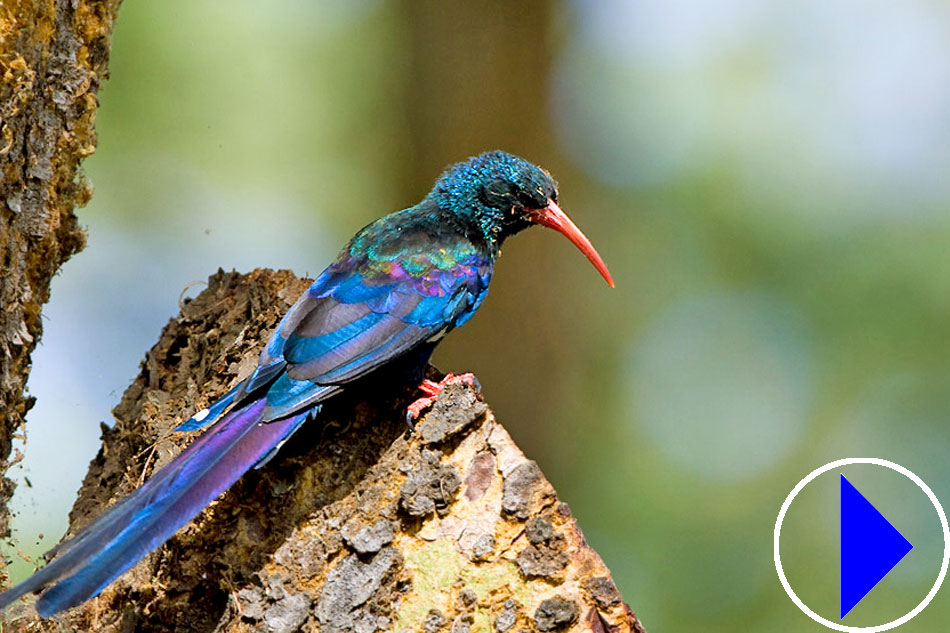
2,269 -> 646,633
0,0 -> 122,540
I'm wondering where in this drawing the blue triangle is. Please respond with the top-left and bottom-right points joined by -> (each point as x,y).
840,474 -> 913,619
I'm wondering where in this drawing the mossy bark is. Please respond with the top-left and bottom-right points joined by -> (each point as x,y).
0,0 -> 122,541
2,269 -> 646,633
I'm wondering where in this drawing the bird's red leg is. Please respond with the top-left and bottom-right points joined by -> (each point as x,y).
406,372 -> 480,423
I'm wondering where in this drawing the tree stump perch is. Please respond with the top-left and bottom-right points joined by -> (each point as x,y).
2,269 -> 646,633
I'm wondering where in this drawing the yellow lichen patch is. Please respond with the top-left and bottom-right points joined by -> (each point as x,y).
396,534 -> 536,632
76,0 -> 114,43
395,537 -> 462,629
0,57 -> 35,120
470,608 -> 492,633
0,0 -> 32,47
459,558 -> 524,601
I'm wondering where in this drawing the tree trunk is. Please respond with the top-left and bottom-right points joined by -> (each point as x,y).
0,0 -> 123,541
3,268 -> 646,633
398,0 -> 573,458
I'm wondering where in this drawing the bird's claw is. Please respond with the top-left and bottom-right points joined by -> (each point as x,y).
405,372 -> 480,428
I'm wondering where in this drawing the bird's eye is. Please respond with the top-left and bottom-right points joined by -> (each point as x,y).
482,178 -> 513,206
488,178 -> 507,195
516,190 -> 543,210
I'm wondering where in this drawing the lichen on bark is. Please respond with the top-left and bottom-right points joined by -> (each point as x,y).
1,269 -> 646,633
0,0 -> 123,542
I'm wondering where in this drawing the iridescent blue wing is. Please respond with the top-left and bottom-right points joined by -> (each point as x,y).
259,215 -> 492,421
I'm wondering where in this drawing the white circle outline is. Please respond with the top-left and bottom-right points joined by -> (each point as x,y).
774,457 -> 950,632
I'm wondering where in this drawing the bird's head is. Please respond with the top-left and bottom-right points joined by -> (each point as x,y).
432,150 -> 614,287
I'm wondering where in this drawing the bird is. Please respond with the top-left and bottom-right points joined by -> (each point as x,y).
0,150 -> 613,617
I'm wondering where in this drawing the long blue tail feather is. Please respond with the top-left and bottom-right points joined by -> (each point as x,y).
0,398 -> 309,617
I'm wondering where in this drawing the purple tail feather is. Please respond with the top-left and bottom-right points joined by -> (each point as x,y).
0,398 -> 310,617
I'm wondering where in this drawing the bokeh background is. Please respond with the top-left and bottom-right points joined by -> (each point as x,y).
5,1 -> 950,630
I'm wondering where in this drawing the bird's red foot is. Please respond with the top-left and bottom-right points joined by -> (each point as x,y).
406,372 -> 480,423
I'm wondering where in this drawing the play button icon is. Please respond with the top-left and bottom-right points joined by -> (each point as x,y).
840,474 -> 913,619
775,458 -> 950,631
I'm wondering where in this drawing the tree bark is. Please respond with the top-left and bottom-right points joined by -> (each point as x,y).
3,268 -> 646,633
0,0 -> 123,540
